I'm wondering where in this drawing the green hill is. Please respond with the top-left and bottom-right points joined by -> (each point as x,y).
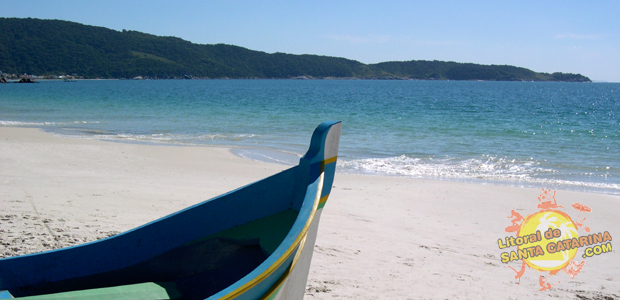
0,18 -> 590,82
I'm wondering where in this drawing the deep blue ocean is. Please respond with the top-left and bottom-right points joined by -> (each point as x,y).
1,80 -> 619,195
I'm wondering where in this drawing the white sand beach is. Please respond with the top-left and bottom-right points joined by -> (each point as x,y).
1,127 -> 618,299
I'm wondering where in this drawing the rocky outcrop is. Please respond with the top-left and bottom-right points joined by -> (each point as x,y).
17,78 -> 37,83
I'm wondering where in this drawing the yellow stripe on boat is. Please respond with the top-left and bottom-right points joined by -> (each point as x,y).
221,173 -> 324,299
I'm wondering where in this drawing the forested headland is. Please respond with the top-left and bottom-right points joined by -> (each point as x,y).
0,18 -> 591,82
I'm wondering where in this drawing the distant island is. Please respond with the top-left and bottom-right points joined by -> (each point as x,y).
0,18 -> 591,82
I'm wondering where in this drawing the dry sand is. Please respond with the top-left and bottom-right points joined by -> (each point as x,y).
1,127 -> 618,299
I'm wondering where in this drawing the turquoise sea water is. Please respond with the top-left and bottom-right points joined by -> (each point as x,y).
1,80 -> 619,195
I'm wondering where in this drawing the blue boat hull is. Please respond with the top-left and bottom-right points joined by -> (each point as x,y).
0,121 -> 342,300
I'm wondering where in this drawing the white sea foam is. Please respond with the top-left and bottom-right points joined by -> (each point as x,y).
338,155 -> 620,193
0,120 -> 100,126
1,120 -> 58,126
339,155 -> 548,179
54,132 -> 260,146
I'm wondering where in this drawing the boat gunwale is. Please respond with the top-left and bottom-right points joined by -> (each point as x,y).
216,169 -> 326,299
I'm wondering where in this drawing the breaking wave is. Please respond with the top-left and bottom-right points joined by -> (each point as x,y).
338,155 -> 620,194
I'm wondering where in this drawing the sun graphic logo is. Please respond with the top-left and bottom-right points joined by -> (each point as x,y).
498,188 -> 613,291
518,210 -> 578,271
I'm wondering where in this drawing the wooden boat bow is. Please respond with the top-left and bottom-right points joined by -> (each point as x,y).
0,121 -> 342,300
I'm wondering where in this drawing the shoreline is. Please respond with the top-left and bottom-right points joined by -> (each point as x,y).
2,77 -> 598,82
1,127 -> 618,299
4,124 -> 618,197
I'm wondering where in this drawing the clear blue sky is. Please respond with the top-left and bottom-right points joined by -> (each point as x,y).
3,1 -> 619,82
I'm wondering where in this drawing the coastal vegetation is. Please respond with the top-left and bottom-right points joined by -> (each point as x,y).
0,18 -> 591,82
